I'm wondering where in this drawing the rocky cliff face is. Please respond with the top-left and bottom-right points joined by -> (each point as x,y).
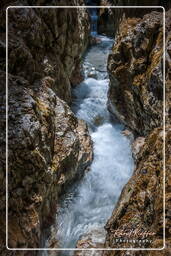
0,1 -> 92,254
107,10 -> 163,136
104,8 -> 171,255
6,0 -> 90,103
103,128 -> 171,255
97,1 -> 168,37
104,127 -> 166,251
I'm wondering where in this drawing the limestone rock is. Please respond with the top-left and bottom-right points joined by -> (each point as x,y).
104,9 -> 171,256
75,228 -> 106,256
107,11 -> 163,136
132,136 -> 145,160
0,74 -> 93,252
104,126 -> 171,254
0,0 -> 92,254
121,129 -> 134,142
5,0 -> 90,103
97,1 -> 169,37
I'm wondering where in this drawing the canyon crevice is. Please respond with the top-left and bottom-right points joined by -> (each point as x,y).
0,1 -> 171,256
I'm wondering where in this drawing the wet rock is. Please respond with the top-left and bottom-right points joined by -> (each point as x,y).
87,68 -> 98,79
5,0 -> 90,104
132,136 -> 145,160
97,1 -> 166,37
107,11 -> 163,136
93,115 -> 105,126
75,228 -> 105,256
105,129 -> 167,250
104,127 -> 171,252
121,129 -> 134,142
104,9 -> 171,256
90,36 -> 102,45
0,77 -> 93,252
0,0 -> 92,254
98,0 -> 115,37
70,61 -> 85,87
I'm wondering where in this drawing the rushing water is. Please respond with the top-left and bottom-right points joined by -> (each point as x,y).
90,8 -> 98,36
41,35 -> 134,256
52,35 -> 134,253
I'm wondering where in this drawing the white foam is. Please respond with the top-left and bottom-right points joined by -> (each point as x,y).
44,36 -> 135,252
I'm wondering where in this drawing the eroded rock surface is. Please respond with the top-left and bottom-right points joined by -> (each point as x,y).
6,0 -> 90,103
75,228 -> 105,256
105,127 -> 164,249
104,9 -> 171,256
103,126 -> 171,255
5,79 -> 93,249
97,1 -> 169,37
0,1 -> 92,254
107,11 -> 163,136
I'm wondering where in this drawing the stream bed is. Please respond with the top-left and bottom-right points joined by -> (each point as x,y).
55,35 -> 134,251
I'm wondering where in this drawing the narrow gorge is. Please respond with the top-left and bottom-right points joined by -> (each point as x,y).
0,1 -> 171,256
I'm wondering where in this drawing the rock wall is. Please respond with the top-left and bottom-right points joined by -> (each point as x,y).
6,0 -> 90,104
104,8 -> 171,255
104,127 -> 169,252
107,11 -> 163,136
0,1 -> 92,254
98,1 -> 171,37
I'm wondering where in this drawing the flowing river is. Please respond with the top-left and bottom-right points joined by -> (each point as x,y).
52,35 -> 134,253
42,34 -> 134,256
